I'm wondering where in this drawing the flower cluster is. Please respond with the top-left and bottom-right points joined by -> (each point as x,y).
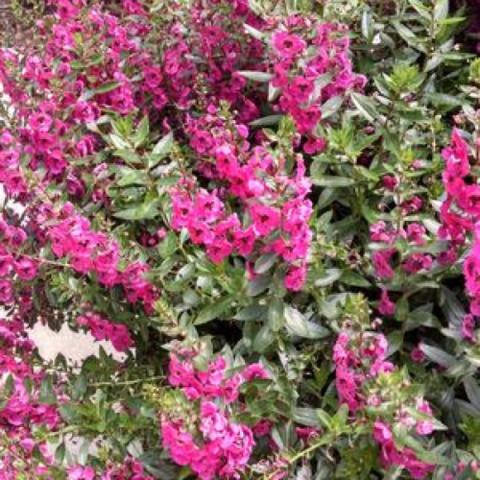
162,353 -> 269,479
168,353 -> 269,404
68,457 -> 153,480
77,312 -> 133,353
270,19 -> 366,146
333,329 -> 436,478
369,165 -> 439,330
370,220 -> 433,280
172,111 -> 313,290
440,129 -> 480,340
0,316 -> 61,477
333,330 -> 394,412
151,0 -> 264,116
0,215 -> 37,307
46,203 -> 158,312
0,1 -> 149,186
373,421 -> 434,479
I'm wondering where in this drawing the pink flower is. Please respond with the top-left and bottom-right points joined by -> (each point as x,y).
68,466 -> 96,480
402,253 -> 433,274
253,420 -> 272,437
272,32 -> 307,58
295,426 -> 320,442
415,399 -> 434,436
288,76 -> 314,103
370,221 -> 397,244
303,136 -> 326,155
284,264 -> 307,291
411,345 -> 425,363
14,257 -> 38,281
242,363 -> 269,381
77,312 -> 133,352
374,420 -> 435,479
378,289 -> 395,316
0,254 -> 13,277
406,223 -> 427,245
290,105 -> 322,134
0,279 -> 14,304
233,227 -> 257,256
206,236 -> 234,264
372,249 -> 395,279
199,401 -> 229,441
162,421 -> 198,467
373,421 -> 393,443
382,175 -> 398,191
250,204 -> 281,236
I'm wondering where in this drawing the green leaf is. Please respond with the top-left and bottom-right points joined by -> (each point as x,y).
284,306 -> 329,339
253,325 -> 275,353
268,83 -> 281,102
424,53 -> 444,72
312,175 -> 355,188
321,96 -> 343,119
114,149 -> 142,164
109,134 -> 130,150
94,81 -> 120,95
116,167 -> 148,187
268,298 -> 285,332
392,21 -> 427,53
350,92 -> 380,122
1,375 -> 14,404
420,344 -> 456,368
114,200 -> 160,221
408,0 -> 431,20
133,116 -> 150,148
250,114 -> 283,127
194,297 -> 233,325
237,71 -> 273,82
395,296 -> 409,322
294,408 -> 324,428
314,268 -> 342,287
55,443 -> 66,464
361,8 -> 373,39
234,304 -> 267,321
152,132 -> 174,157
158,232 -> 177,258
254,253 -> 277,274
59,404 -> 76,422
246,274 -> 271,297
72,374 -> 88,401
434,0 -> 449,22
39,376 -> 56,405
464,377 -> 480,411
340,271 -> 371,287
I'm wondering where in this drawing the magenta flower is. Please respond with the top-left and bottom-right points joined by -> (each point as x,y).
271,32 -> 307,58
378,289 -> 395,316
249,204 -> 281,236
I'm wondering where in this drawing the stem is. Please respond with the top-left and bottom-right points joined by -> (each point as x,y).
89,374 -> 164,388
286,436 -> 330,464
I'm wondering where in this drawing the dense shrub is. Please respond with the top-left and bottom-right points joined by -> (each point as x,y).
1,0 -> 480,479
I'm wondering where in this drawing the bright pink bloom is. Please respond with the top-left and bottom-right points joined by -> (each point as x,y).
271,32 -> 306,58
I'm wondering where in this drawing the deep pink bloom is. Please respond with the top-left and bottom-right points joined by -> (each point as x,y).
378,289 -> 395,316
14,257 -> 38,281
372,249 -> 395,279
271,32 -> 306,58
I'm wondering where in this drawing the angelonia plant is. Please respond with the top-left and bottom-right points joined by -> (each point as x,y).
1,0 -> 480,479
